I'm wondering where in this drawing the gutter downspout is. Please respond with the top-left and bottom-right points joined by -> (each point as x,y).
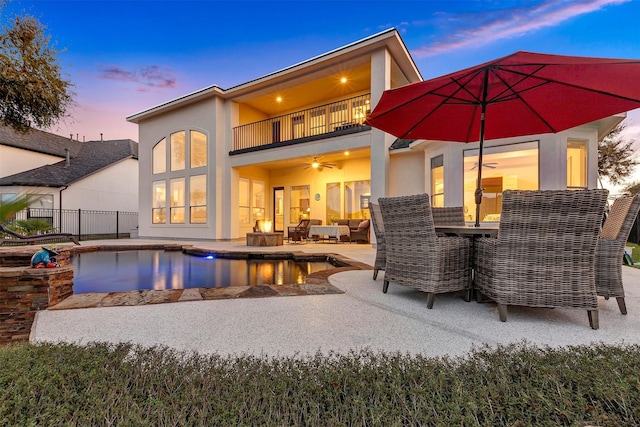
59,185 -> 68,231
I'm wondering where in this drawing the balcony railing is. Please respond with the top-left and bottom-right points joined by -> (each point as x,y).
232,94 -> 371,152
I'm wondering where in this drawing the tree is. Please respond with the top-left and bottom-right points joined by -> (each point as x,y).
598,121 -> 638,186
0,3 -> 73,132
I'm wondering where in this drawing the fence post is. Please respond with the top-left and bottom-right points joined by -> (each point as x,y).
116,211 -> 120,239
78,209 -> 82,241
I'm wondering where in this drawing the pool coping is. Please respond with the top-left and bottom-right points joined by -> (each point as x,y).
40,243 -> 373,310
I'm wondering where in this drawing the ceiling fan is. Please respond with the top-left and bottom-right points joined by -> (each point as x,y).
299,156 -> 336,170
471,161 -> 498,170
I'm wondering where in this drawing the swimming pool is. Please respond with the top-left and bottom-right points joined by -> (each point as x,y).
71,250 -> 337,294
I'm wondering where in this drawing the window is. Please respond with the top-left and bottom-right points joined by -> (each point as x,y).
310,108 -> 326,136
152,130 -> 208,225
344,180 -> 371,219
0,193 -> 18,221
190,131 -> 207,168
329,102 -> 347,129
152,181 -> 166,224
292,115 -> 304,139
290,185 -> 310,222
431,155 -> 444,207
152,138 -> 166,174
463,141 -> 539,223
170,131 -> 186,171
252,180 -> 265,222
351,98 -> 369,125
567,138 -> 588,189
239,178 -> 250,225
190,175 -> 207,223
326,183 -> 340,224
170,178 -> 185,223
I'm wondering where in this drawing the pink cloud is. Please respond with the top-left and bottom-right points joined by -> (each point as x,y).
98,64 -> 176,91
411,0 -> 630,58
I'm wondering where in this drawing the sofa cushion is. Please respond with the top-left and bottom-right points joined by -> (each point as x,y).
357,220 -> 370,230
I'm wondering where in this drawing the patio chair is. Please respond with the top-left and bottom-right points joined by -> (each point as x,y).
0,223 -> 80,246
474,189 -> 608,329
287,219 -> 321,242
368,202 -> 385,280
432,206 -> 466,226
596,194 -> 640,315
378,193 -> 472,308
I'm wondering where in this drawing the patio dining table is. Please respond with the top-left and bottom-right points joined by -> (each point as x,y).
308,225 -> 351,243
435,225 -> 499,300
434,225 -> 498,237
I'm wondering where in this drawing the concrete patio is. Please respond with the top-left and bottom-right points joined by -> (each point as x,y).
29,238 -> 640,359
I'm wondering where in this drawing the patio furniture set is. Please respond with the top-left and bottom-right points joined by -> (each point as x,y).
369,191 -> 640,330
287,218 -> 370,244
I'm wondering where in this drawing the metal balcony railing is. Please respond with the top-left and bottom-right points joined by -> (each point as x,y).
232,94 -> 371,152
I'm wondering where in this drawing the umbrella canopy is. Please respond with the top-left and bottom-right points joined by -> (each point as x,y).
365,51 -> 640,226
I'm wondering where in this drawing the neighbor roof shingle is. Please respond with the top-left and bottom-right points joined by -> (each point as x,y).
0,126 -> 138,187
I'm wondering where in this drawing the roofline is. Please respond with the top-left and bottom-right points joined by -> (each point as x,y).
127,28 -> 421,123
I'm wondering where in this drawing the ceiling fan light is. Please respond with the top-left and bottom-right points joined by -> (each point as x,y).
312,160 -> 319,168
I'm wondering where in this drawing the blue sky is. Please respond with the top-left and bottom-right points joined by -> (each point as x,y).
3,0 -> 640,145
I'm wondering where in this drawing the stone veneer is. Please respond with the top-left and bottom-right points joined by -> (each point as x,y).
0,265 -> 74,344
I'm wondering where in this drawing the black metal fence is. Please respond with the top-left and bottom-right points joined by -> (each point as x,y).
11,208 -> 138,241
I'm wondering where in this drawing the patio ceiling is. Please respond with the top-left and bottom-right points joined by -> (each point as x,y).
237,147 -> 371,171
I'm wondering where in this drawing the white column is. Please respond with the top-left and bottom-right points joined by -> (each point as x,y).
369,48 -> 394,204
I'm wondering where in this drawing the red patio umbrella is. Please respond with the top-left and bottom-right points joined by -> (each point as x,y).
365,51 -> 640,226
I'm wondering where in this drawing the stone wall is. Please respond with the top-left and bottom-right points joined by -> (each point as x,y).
0,266 -> 74,345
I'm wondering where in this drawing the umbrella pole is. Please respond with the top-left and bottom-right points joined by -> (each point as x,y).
474,71 -> 490,227
474,122 -> 485,227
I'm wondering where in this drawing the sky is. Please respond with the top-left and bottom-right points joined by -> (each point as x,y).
2,0 -> 640,185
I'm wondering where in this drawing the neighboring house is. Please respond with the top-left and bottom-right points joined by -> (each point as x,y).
0,125 -> 139,216
127,28 -> 623,241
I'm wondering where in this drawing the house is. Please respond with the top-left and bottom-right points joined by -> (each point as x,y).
126,28 -> 623,241
0,125 -> 139,216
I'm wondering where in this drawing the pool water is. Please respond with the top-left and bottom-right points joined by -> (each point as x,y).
71,250 -> 335,294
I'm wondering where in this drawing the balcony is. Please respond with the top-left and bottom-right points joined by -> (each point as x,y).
231,94 -> 371,153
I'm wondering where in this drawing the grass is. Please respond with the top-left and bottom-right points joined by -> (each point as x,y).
1,341 -> 639,426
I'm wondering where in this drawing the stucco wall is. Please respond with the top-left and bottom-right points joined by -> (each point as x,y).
388,151 -> 425,197
0,145 -> 62,178
137,97 -> 220,240
61,158 -> 138,211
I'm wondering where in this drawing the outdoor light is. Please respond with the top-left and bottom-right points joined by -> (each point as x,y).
276,96 -> 282,102
312,159 -> 319,168
340,77 -> 347,83
261,220 -> 273,233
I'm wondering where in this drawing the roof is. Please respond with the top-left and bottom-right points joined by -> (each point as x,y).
0,137 -> 138,187
0,125 -> 83,157
389,139 -> 416,150
127,28 -> 421,123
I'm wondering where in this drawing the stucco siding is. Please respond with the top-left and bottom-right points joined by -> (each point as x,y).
0,145 -> 62,178
61,158 -> 138,211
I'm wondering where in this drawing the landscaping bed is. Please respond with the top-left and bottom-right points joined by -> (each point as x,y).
1,341 -> 638,425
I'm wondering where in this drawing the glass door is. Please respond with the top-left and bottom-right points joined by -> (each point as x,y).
273,187 -> 284,232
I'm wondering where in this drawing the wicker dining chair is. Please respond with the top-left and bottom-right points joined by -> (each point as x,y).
368,202 -> 386,280
432,206 -> 466,226
596,194 -> 640,315
475,189 -> 609,329
378,193 -> 472,308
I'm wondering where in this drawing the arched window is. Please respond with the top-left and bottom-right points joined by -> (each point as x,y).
152,138 -> 166,174
151,130 -> 207,225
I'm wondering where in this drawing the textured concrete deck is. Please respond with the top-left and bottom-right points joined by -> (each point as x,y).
26,238 -> 640,359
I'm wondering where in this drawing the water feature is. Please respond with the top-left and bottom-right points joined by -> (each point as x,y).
71,250 -> 336,294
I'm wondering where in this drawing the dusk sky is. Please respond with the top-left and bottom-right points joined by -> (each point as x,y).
3,0 -> 640,147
